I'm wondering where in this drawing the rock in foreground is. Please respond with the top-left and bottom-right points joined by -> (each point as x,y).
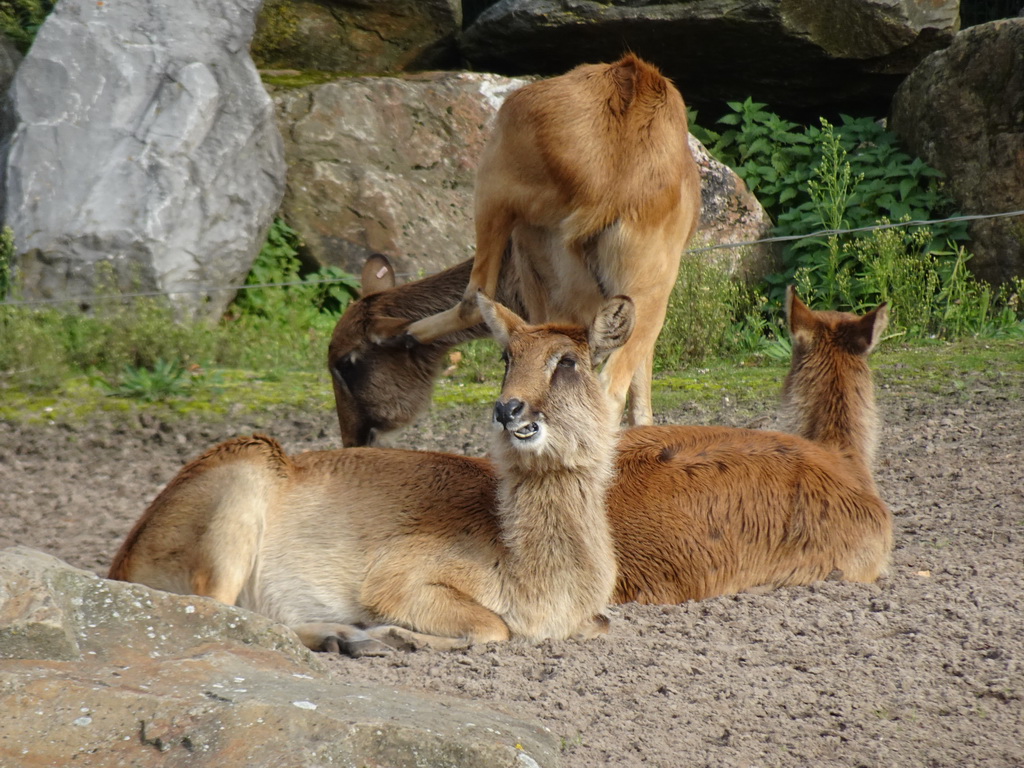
0,547 -> 559,767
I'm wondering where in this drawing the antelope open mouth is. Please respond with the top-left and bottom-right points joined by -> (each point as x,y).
511,422 -> 539,440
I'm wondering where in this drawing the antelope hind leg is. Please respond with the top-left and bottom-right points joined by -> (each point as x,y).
291,622 -> 473,656
404,302 -> 482,345
291,622 -> 395,657
405,189 -> 514,345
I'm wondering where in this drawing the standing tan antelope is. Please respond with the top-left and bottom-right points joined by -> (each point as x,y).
109,295 -> 631,655
111,291 -> 891,651
370,54 -> 701,428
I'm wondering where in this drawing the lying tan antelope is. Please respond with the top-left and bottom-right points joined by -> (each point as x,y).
111,290 -> 890,653
110,295 -> 632,654
341,53 -> 701,436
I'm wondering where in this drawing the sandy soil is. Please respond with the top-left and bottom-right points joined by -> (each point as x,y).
1,368 -> 1021,767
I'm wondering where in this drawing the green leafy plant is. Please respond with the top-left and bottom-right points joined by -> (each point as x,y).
231,218 -> 360,330
96,359 -> 191,402
692,99 -> 816,214
0,225 -> 13,301
696,100 -> 967,303
0,0 -> 57,53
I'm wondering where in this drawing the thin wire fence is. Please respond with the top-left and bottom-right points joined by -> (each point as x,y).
3,208 -> 1024,308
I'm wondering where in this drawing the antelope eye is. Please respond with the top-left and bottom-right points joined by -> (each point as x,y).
335,354 -> 359,383
557,355 -> 577,370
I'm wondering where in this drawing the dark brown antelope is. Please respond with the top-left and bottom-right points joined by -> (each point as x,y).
327,255 -> 523,447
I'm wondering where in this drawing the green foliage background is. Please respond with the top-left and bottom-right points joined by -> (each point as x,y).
0,0 -> 1020,405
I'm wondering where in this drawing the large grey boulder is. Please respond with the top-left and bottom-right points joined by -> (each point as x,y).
253,0 -> 462,73
890,19 -> 1024,285
0,547 -> 560,767
272,72 -> 773,280
460,0 -> 960,113
1,0 -> 286,319
272,71 -> 529,278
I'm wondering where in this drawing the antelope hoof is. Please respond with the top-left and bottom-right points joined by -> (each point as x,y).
320,630 -> 393,658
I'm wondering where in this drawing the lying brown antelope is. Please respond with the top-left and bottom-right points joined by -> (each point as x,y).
111,291 -> 891,652
779,285 -> 886,472
345,53 -> 701,434
608,289 -> 890,603
110,294 -> 632,654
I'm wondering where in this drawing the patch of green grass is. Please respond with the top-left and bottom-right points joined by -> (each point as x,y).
259,71 -> 345,88
0,369 -> 335,426
871,337 -> 1024,399
1,335 -> 1019,429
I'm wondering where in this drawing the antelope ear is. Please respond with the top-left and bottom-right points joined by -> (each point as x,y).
477,292 -> 524,349
367,315 -> 411,344
361,254 -> 396,297
785,285 -> 816,345
853,302 -> 889,355
590,295 -> 635,365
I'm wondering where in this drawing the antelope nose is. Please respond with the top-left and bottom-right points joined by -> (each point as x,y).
493,398 -> 525,427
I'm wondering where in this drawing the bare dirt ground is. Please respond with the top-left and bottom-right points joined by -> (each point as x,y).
1,366 -> 1022,767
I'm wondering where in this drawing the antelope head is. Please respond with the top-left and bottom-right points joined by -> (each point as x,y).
479,292 -> 635,468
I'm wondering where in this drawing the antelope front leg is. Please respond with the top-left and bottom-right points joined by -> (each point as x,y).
600,316 -> 660,426
292,622 -> 475,656
405,199 -> 514,345
291,623 -> 394,657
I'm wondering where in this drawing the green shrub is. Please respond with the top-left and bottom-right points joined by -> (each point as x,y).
0,0 -> 56,53
0,226 -> 12,301
694,100 -> 968,303
95,359 -> 192,402
786,123 -> 1024,339
654,256 -> 772,369
230,218 -> 359,334
692,101 -> 1023,342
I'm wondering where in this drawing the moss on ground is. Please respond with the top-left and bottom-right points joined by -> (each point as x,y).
1,338 -> 1020,429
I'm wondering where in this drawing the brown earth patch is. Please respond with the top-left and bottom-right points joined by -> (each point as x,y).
1,374 -> 1021,767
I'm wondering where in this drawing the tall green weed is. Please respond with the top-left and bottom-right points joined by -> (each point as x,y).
789,127 -> 1024,338
693,100 -> 968,302
654,256 -> 774,369
692,101 -> 1022,341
